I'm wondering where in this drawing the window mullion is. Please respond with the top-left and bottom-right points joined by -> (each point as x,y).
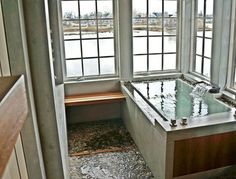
147,0 -> 149,72
161,0 -> 164,70
78,0 -> 84,76
201,0 -> 207,75
95,0 -> 101,75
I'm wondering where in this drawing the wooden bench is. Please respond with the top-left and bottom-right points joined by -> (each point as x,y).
65,91 -> 126,107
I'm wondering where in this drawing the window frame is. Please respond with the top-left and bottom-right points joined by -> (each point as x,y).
132,0 -> 181,76
190,0 -> 214,80
61,0 -> 119,81
226,0 -> 236,91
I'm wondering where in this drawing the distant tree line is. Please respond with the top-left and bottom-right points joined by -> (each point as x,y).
64,11 -> 112,19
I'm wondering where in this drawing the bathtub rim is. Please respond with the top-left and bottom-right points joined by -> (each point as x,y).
121,78 -> 236,133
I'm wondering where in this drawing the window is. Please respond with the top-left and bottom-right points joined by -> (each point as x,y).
229,59 -> 236,89
233,65 -> 236,88
61,0 -> 116,79
193,0 -> 214,78
132,0 -> 178,74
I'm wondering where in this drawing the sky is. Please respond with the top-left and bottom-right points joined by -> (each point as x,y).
133,0 -> 177,15
62,0 -> 112,17
62,0 -> 213,18
198,0 -> 213,15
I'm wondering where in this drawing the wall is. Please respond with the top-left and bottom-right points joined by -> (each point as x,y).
21,0 -> 69,178
0,0 -> 46,178
0,0 -> 69,178
0,0 -> 9,76
66,103 -> 121,124
2,136 -> 28,179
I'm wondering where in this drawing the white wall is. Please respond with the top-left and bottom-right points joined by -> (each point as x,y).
0,0 -> 10,76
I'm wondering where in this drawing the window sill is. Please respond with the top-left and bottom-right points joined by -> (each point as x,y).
222,88 -> 236,100
133,71 -> 182,81
186,72 -> 210,83
64,76 -> 120,85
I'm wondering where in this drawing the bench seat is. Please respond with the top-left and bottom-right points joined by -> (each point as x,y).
65,91 -> 126,106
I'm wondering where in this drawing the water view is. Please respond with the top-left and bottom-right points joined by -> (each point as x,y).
62,0 -> 213,78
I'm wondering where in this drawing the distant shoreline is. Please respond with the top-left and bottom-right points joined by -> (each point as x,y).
64,26 -> 211,33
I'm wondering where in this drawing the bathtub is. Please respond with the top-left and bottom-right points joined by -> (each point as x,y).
121,77 -> 236,179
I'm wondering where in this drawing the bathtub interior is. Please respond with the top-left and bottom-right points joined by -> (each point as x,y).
129,78 -> 231,122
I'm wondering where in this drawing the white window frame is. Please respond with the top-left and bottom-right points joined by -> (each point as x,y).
132,0 -> 181,76
61,0 -> 119,81
190,0 -> 214,80
227,0 -> 236,91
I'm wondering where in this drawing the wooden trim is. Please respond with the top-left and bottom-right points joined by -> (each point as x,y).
0,76 -> 28,178
65,91 -> 126,106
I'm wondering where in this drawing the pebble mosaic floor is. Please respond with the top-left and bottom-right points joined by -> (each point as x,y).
68,119 -> 154,179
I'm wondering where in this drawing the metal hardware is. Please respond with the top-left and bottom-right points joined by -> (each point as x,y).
170,119 -> 177,127
180,117 -> 188,125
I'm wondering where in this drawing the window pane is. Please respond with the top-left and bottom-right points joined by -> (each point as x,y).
62,1 -> 79,20
99,39 -> 114,56
80,0 -> 96,19
83,58 -> 99,75
81,20 -> 97,38
203,58 -> 211,77
197,0 -> 204,17
134,55 -> 147,72
149,0 -> 162,17
163,54 -> 176,70
195,56 -> 202,73
133,37 -> 147,54
132,0 -> 178,74
100,57 -> 115,74
205,18 -> 213,38
66,60 -> 82,77
194,0 -> 214,78
204,38 -> 212,58
196,37 -> 203,55
97,0 -> 113,18
164,18 -> 177,35
149,18 -> 162,35
206,0 -> 213,17
133,19 -> 147,36
98,20 -> 113,37
164,36 -> 176,53
63,0 -> 116,78
164,0 -> 177,18
196,18 -> 204,37
65,40 -> 81,58
63,21 -> 80,40
82,40 -> 98,57
149,55 -> 162,71
133,0 -> 147,18
149,37 -> 162,53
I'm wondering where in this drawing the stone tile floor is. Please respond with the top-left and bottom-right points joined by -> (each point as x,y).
69,150 -> 154,179
68,119 -> 154,179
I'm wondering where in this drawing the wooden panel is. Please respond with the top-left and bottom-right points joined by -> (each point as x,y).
0,76 -> 28,178
173,131 -> 236,177
0,76 -> 18,101
65,92 -> 126,106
